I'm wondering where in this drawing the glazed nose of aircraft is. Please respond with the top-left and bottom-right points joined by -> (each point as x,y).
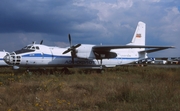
3,52 -> 21,65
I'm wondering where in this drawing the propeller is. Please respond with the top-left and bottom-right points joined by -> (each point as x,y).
62,34 -> 81,64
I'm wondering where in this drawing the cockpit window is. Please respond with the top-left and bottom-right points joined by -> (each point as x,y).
23,46 -> 27,49
16,46 -> 35,54
27,46 -> 31,49
23,45 -> 38,50
22,45 -> 40,51
32,46 -> 35,50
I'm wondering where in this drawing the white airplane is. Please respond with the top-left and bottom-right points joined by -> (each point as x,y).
3,21 -> 174,71
167,57 -> 180,64
0,51 -> 9,66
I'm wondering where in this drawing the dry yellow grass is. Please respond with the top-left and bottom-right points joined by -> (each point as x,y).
0,66 -> 180,111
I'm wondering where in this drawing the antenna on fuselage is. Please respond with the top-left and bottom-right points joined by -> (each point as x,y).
40,40 -> 43,44
32,41 -> 36,44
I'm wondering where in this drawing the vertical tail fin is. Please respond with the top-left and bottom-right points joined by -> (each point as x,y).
127,21 -> 146,46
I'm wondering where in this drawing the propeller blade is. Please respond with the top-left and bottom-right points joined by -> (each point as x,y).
74,44 -> 81,48
68,34 -> 72,47
62,49 -> 71,54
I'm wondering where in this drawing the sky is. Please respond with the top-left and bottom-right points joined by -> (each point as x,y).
0,0 -> 180,57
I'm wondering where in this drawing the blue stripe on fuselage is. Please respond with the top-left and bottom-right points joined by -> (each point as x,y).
22,53 -> 51,57
22,53 -> 71,58
21,53 -> 138,60
114,57 -> 138,60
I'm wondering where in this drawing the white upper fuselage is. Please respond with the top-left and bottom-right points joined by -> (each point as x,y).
4,44 -> 141,69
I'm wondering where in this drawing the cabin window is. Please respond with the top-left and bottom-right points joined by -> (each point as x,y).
36,46 -> 40,50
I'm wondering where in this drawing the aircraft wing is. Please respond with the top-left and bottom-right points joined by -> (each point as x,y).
93,45 -> 174,52
92,45 -> 174,59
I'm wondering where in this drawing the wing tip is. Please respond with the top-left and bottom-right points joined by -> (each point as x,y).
171,46 -> 175,48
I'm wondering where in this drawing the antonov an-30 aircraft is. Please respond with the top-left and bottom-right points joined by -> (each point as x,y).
3,21 -> 174,70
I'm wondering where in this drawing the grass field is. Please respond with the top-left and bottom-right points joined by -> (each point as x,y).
0,66 -> 180,111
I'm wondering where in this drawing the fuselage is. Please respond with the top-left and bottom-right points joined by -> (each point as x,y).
3,44 -> 141,69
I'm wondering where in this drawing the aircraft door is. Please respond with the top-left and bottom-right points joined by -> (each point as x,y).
41,52 -> 44,63
50,50 -> 54,61
40,51 -> 53,64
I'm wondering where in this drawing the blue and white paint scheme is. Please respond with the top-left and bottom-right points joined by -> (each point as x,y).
3,21 -> 174,69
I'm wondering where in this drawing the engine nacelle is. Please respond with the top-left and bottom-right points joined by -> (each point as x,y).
76,44 -> 95,59
76,44 -> 117,59
94,52 -> 117,59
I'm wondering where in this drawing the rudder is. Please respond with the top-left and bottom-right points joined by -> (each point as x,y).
127,21 -> 146,46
